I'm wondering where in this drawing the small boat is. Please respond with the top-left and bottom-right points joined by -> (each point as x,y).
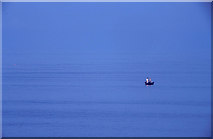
145,82 -> 154,85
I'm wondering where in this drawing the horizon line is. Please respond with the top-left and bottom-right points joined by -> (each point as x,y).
1,0 -> 212,2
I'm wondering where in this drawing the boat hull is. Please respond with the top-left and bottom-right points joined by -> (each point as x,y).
145,82 -> 154,85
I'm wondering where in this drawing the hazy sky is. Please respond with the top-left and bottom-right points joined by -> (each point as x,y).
3,2 -> 211,65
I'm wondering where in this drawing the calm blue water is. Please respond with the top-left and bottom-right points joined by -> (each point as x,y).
3,2 -> 211,137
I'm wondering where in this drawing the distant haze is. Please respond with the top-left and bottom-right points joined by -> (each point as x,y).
3,2 -> 211,137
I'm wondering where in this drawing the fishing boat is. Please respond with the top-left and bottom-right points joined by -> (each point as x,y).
145,81 -> 154,85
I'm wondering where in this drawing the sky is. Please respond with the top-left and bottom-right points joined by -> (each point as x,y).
2,2 -> 211,65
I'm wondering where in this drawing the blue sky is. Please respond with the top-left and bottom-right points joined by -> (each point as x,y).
3,2 -> 211,65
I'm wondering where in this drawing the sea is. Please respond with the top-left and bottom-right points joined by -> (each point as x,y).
3,55 -> 211,137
